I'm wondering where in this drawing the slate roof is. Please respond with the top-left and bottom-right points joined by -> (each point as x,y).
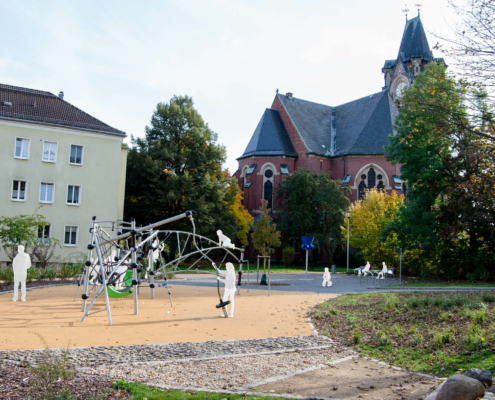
274,91 -> 394,157
0,84 -> 125,136
397,16 -> 432,62
238,108 -> 297,159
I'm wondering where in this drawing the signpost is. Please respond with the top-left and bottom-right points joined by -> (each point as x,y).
301,236 -> 315,279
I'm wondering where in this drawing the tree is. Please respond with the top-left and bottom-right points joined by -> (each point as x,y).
276,167 -> 350,264
0,209 -> 54,260
251,200 -> 281,259
435,0 -> 495,108
341,189 -> 417,270
124,95 -> 244,241
228,188 -> 253,247
385,62 -> 495,277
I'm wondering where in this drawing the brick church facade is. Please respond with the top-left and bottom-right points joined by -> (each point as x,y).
235,15 -> 444,260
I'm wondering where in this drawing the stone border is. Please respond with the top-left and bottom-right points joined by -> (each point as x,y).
371,287 -> 495,291
0,283 -> 72,295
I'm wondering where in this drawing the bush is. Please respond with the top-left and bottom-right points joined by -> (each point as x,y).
27,267 -> 39,283
0,266 -> 14,285
282,247 -> 295,267
57,264 -> 77,280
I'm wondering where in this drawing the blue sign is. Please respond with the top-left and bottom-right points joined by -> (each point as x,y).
301,236 -> 315,251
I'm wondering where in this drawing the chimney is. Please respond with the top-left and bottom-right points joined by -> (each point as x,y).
286,92 -> 293,98
58,91 -> 64,100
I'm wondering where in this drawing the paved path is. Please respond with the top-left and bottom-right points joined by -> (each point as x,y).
165,272 -> 400,294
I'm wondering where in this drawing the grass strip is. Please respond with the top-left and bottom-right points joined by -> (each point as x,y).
113,380 -> 287,400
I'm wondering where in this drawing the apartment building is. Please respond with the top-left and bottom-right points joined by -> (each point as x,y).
0,84 -> 128,262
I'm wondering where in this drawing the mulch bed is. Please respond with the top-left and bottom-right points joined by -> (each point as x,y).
0,362 -> 130,400
0,280 -> 73,293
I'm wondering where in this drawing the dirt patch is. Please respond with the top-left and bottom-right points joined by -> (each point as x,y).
250,357 -> 441,400
0,362 -> 129,399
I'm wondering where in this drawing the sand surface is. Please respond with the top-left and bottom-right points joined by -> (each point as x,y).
0,284 -> 333,350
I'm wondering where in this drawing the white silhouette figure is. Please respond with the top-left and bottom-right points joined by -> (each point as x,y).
322,267 -> 332,287
377,262 -> 393,279
217,230 -> 235,249
358,261 -> 371,276
12,245 -> 31,302
217,262 -> 236,317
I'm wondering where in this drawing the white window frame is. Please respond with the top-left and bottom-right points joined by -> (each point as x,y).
69,144 -> 84,166
39,182 -> 55,204
42,140 -> 58,163
14,137 -> 30,160
37,224 -> 51,245
64,225 -> 79,247
11,179 -> 28,202
66,184 -> 82,206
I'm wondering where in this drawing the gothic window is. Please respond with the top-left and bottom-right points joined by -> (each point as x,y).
264,169 -> 273,178
402,182 -> 407,198
368,168 -> 376,189
377,181 -> 385,191
264,180 -> 273,210
358,181 -> 367,200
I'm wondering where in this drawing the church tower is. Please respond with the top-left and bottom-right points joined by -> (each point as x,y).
382,14 -> 445,103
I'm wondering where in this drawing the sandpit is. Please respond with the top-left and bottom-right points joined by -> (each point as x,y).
0,284 -> 334,350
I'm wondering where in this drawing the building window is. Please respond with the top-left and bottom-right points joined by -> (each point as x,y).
12,180 -> 27,201
244,182 -> 252,188
246,164 -> 257,174
64,226 -> 78,246
358,181 -> 367,200
264,180 -> 273,209
280,164 -> 289,174
38,225 -> 51,245
70,145 -> 83,165
42,141 -> 57,162
402,183 -> 407,198
14,138 -> 30,159
67,185 -> 81,205
264,169 -> 273,178
368,168 -> 376,189
40,183 -> 54,203
377,181 -> 385,191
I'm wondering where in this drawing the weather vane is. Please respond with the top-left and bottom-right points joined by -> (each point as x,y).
403,4 -> 410,21
415,3 -> 422,16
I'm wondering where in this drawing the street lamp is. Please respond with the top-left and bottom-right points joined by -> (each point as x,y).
346,210 -> 351,274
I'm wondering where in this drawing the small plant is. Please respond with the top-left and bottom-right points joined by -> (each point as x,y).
282,246 -> 295,267
353,328 -> 363,344
474,309 -> 487,324
57,264 -> 76,280
440,312 -> 453,322
30,332 -> 76,399
384,294 -> 401,311
432,330 -> 444,348
326,308 -> 338,316
409,297 -> 420,308
394,324 -> 404,338
27,267 -> 39,283
376,329 -> 392,346
481,292 -> 495,303
0,266 -> 14,285
413,333 -> 423,345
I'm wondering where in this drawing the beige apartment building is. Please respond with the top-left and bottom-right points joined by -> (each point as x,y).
0,84 -> 128,263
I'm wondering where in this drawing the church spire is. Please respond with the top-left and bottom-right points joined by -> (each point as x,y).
397,15 -> 432,63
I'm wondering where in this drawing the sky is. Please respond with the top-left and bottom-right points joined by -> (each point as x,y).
0,0 -> 459,173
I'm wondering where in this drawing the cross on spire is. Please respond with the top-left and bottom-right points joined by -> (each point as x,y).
402,4 -> 410,21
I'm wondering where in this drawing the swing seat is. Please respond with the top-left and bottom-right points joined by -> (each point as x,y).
216,300 -> 231,308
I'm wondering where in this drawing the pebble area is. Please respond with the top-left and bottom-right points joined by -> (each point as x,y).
0,335 -> 336,369
94,347 -> 355,391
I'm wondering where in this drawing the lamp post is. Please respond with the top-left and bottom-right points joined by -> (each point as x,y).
346,210 -> 351,274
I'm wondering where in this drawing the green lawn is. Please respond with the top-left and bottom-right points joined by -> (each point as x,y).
113,381 -> 286,400
310,291 -> 495,378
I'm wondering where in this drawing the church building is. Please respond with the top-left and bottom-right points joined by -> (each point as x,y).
235,15 -> 444,222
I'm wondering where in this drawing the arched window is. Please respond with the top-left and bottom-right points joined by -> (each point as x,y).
264,180 -> 273,209
358,181 -> 367,200
368,168 -> 376,189
402,182 -> 407,199
377,181 -> 385,191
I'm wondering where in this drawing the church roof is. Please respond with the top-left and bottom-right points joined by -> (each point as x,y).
237,108 -> 297,160
0,83 -> 125,136
398,16 -> 432,62
275,91 -> 394,157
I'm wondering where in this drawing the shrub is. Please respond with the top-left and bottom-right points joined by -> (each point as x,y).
27,267 -> 39,283
353,328 -> 363,344
57,264 -> 77,280
376,330 -> 392,346
383,294 -> 400,311
30,332 -> 76,400
481,292 -> 495,303
0,266 -> 14,285
282,247 -> 295,267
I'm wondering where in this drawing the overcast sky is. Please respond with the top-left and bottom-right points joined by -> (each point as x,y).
1,0 -> 458,173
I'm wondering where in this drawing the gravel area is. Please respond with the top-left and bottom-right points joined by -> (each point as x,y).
93,347 -> 355,391
0,335 -> 333,368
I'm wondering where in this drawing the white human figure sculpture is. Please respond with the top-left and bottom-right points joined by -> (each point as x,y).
358,261 -> 371,276
12,245 -> 31,302
377,262 -> 390,279
322,267 -> 332,287
217,262 -> 236,317
217,230 -> 235,249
